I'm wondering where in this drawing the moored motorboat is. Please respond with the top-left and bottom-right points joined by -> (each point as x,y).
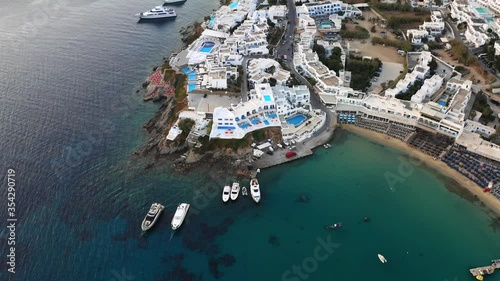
222,185 -> 230,202
136,6 -> 177,20
231,182 -> 240,201
171,203 -> 190,230
325,223 -> 342,230
250,178 -> 261,203
242,186 -> 248,196
378,254 -> 387,263
164,0 -> 187,4
141,203 -> 165,231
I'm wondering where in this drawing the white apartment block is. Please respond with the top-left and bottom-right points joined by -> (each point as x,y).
407,11 -> 445,44
209,83 -> 314,140
207,0 -> 258,32
411,74 -> 444,104
303,1 -> 343,18
272,85 -> 311,117
385,52 -> 432,98
248,58 -> 290,86
268,5 -> 287,24
495,41 -> 500,56
407,29 -> 430,45
464,120 -> 496,137
465,25 -> 490,48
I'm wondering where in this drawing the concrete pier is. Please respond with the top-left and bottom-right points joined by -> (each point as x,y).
469,260 -> 500,277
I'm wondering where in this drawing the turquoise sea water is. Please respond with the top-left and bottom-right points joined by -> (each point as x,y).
200,130 -> 500,281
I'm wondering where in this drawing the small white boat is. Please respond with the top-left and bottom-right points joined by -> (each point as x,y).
242,186 -> 248,196
378,254 -> 387,263
171,203 -> 190,230
250,178 -> 261,203
231,182 -> 240,201
222,185 -> 230,202
141,203 -> 165,231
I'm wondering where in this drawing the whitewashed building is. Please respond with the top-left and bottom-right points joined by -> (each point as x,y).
248,58 -> 290,86
268,5 -> 287,24
411,74 -> 444,104
303,1 -> 343,18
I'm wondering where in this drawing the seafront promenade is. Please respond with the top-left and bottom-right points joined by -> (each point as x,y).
253,111 -> 336,170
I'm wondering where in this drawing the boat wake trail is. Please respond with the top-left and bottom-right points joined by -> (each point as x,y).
168,231 -> 175,242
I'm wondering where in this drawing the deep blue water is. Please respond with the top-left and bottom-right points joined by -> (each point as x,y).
1,1 -> 500,281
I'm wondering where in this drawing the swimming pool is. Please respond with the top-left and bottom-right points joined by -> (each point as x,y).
188,84 -> 196,92
476,7 -> 488,14
208,18 -> 215,28
318,22 -> 333,29
268,113 -> 277,119
239,123 -> 250,129
286,114 -> 307,126
263,120 -> 270,125
229,2 -> 239,9
199,41 -> 215,53
263,95 -> 272,102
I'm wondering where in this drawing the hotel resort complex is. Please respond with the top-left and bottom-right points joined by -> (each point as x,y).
160,0 -> 499,196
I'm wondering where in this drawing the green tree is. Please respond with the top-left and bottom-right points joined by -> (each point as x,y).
178,118 -> 195,132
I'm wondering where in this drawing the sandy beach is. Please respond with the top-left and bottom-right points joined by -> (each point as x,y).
342,124 -> 500,216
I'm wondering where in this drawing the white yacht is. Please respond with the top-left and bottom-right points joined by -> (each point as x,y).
230,182 -> 240,201
378,254 -> 387,264
141,203 -> 165,231
171,203 -> 190,230
136,6 -> 177,20
222,185 -> 230,202
250,178 -> 261,203
164,0 -> 187,4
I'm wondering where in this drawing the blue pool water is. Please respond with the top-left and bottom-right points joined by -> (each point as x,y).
188,84 -> 196,92
476,7 -> 488,14
239,123 -> 250,129
208,17 -> 215,28
264,120 -> 270,125
268,113 -> 277,119
286,114 -> 307,126
188,73 -> 196,80
217,126 -> 235,130
263,95 -> 272,102
199,41 -> 215,53
229,2 -> 239,9
318,22 -> 333,28
251,119 -> 260,125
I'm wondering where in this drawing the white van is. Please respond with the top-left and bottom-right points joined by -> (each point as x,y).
397,50 -> 406,56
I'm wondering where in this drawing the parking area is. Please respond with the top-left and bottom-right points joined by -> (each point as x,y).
369,62 -> 404,90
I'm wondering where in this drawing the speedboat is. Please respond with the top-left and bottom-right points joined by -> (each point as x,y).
141,203 -> 165,231
222,185 -> 230,202
250,178 -> 261,203
136,6 -> 177,20
231,182 -> 240,201
171,203 -> 190,230
242,186 -> 248,196
164,0 -> 187,4
378,254 -> 387,263
325,223 -> 342,230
